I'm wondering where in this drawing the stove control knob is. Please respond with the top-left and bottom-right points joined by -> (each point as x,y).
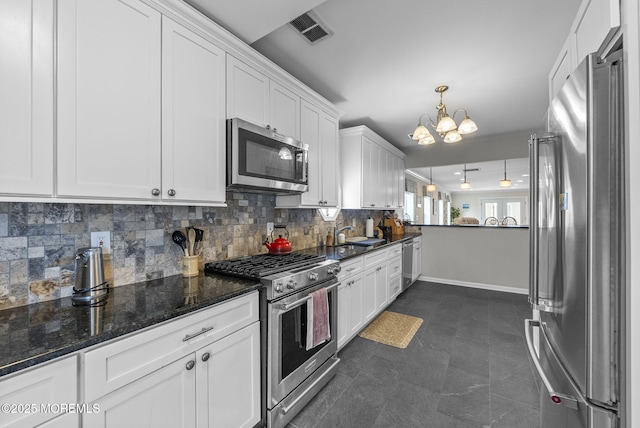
309,272 -> 319,281
275,282 -> 284,293
286,280 -> 297,290
328,265 -> 342,275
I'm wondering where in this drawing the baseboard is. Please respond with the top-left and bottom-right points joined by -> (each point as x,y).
417,276 -> 528,295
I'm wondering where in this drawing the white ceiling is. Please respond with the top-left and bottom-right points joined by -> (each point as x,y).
185,0 -> 581,169
409,158 -> 530,193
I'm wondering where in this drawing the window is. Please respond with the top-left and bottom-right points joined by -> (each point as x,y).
423,196 -> 431,225
404,192 -> 415,221
480,197 -> 527,225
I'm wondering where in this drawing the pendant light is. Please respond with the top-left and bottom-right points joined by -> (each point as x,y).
460,164 -> 471,190
427,168 -> 437,192
499,160 -> 512,188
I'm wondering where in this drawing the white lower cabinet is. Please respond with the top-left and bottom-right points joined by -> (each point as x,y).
84,354 -> 197,428
0,356 -> 78,428
338,241 -> 416,349
82,292 -> 260,428
337,257 -> 364,349
412,237 -> 422,282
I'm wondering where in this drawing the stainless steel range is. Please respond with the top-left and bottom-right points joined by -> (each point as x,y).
205,253 -> 340,428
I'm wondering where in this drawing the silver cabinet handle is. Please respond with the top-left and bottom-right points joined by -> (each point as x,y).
167,189 -> 176,197
151,188 -> 160,196
346,267 -> 356,272
524,319 -> 578,409
201,352 -> 210,362
183,326 -> 214,342
186,360 -> 195,370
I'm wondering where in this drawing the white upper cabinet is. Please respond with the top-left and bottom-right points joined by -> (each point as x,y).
226,55 -> 270,127
340,126 -> 405,210
161,17 -> 226,205
0,0 -> 54,197
270,81 -> 300,139
57,0 -> 162,200
276,100 -> 339,208
226,54 -> 302,139
549,0 -> 620,100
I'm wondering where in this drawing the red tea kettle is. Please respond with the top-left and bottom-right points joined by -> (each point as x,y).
264,225 -> 292,254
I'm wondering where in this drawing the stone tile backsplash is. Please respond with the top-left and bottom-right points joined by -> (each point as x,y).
0,195 -> 383,309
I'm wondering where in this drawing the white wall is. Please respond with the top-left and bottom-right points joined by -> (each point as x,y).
419,225 -> 528,293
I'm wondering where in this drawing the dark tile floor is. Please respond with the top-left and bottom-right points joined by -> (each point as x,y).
287,281 -> 541,428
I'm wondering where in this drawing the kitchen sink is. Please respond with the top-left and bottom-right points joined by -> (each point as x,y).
344,238 -> 386,246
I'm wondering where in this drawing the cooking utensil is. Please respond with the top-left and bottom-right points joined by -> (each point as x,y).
193,228 -> 204,255
172,231 -> 188,256
188,228 -> 196,257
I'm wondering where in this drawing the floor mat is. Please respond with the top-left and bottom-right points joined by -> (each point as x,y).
358,310 -> 423,348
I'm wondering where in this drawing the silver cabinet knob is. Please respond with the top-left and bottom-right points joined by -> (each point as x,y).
167,189 -> 176,197
186,360 -> 195,370
201,352 -> 210,362
151,188 -> 160,196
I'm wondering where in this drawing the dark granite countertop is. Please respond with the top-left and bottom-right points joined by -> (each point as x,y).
408,223 -> 528,229
297,233 -> 420,262
0,273 -> 261,378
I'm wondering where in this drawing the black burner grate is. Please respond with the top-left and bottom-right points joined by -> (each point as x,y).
205,252 -> 326,280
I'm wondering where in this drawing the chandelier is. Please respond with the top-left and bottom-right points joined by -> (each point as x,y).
409,85 -> 478,145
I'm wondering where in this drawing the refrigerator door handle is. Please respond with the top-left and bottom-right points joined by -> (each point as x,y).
524,319 -> 579,409
528,134 -> 555,312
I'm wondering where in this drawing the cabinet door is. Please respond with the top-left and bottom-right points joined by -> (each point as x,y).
337,282 -> 350,349
161,17 -> 226,204
0,356 -> 77,428
57,0 -> 161,199
299,100 -> 322,206
319,113 -> 340,206
362,137 -> 380,208
363,267 -> 378,322
0,0 -> 54,196
226,55 -> 269,127
84,354 -> 197,428
349,274 -> 364,337
394,155 -> 405,208
549,35 -> 574,101
375,265 -> 388,312
270,81 -> 300,139
196,322 -> 260,428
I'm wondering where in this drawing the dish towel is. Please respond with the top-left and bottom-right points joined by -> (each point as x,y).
306,288 -> 330,350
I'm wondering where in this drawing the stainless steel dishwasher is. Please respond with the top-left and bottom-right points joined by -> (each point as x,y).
402,239 -> 414,292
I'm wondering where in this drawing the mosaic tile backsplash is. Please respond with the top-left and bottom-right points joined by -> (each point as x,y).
0,195 -> 383,309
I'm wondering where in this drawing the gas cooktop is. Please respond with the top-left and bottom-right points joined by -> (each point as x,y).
204,252 -> 326,280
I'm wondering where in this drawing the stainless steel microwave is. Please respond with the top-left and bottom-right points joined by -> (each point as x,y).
227,118 -> 309,194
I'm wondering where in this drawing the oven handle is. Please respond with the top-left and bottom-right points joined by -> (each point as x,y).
277,281 -> 339,311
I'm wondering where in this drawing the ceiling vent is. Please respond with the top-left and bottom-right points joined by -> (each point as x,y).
289,11 -> 332,45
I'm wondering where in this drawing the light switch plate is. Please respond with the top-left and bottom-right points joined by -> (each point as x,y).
91,231 -> 111,256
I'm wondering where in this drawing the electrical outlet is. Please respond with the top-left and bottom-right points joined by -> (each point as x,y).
91,231 -> 111,256
266,222 -> 274,237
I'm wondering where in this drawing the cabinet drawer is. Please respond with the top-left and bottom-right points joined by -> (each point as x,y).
363,249 -> 388,270
338,257 -> 363,282
84,291 -> 258,402
0,356 -> 77,428
412,236 -> 421,245
387,256 -> 402,279
387,243 -> 402,258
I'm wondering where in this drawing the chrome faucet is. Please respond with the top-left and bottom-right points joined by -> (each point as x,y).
334,221 -> 355,245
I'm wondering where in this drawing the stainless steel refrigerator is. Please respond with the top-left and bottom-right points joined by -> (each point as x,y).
526,51 -> 625,428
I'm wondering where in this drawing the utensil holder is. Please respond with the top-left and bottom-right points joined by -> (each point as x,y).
182,255 -> 199,277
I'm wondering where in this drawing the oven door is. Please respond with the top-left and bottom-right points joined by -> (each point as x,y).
267,280 -> 338,407
227,118 -> 308,193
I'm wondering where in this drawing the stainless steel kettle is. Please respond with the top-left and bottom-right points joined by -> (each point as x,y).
72,247 -> 109,305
